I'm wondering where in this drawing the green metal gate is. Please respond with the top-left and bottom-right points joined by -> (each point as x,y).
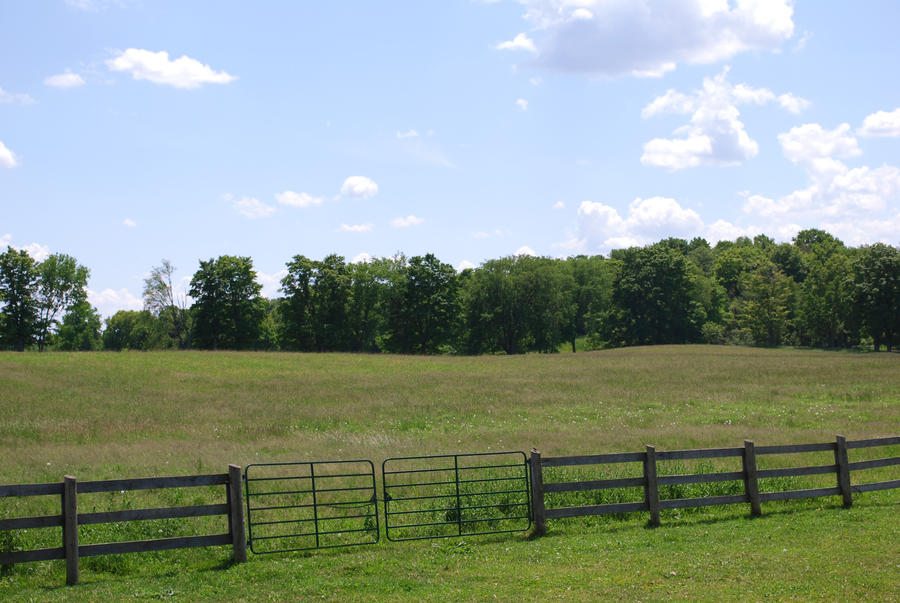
244,460 -> 379,554
382,451 -> 531,541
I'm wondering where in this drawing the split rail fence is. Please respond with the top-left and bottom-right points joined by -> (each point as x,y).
529,435 -> 900,534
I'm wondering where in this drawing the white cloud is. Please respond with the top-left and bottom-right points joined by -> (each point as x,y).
641,67 -> 807,170
457,260 -> 477,272
514,246 -> 537,257
472,231 -> 491,239
0,141 -> 17,168
232,196 -> 275,218
509,0 -> 794,78
351,252 -> 373,264
575,196 -> 704,252
256,269 -> 288,299
529,77 -> 542,86
516,98 -> 528,111
88,287 -> 142,317
391,215 -> 424,228
741,120 -> 900,246
340,176 -> 379,200
553,201 -> 565,210
276,190 -> 323,208
396,129 -> 419,139
496,33 -> 537,53
106,48 -> 237,89
123,218 -> 136,227
777,93 -> 810,114
858,108 -> 900,138
44,71 -> 86,89
0,87 -> 35,105
338,223 -> 373,233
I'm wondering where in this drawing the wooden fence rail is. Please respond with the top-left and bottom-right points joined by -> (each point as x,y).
531,435 -> 900,533
0,464 -> 246,585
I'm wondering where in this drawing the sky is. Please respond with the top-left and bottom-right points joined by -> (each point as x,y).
2,0 -> 899,317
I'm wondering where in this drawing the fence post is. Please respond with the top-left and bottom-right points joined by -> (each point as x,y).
743,440 -> 761,516
834,435 -> 852,507
644,445 -> 660,527
63,475 -> 79,586
228,465 -> 247,562
529,449 -> 546,537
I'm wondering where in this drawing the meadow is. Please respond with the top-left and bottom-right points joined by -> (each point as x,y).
0,346 -> 898,600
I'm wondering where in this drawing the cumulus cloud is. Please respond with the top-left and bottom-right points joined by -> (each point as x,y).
641,67 -> 808,170
351,252 -> 373,264
276,190 -> 323,208
858,108 -> 900,138
575,196 -> 704,252
503,0 -> 794,78
340,176 -> 379,200
516,98 -> 528,111
457,260 -> 477,272
7,239 -> 51,262
514,246 -> 537,257
496,33 -> 537,52
106,48 -> 237,89
232,196 -> 276,218
88,287 -> 142,317
337,223 -> 373,233
0,87 -> 35,105
391,215 -> 424,228
777,93 -> 810,114
255,269 -> 288,299
44,71 -> 86,89
742,121 -> 900,245
0,141 -> 18,168
123,218 -> 136,227
553,201 -> 565,209
396,129 -> 419,139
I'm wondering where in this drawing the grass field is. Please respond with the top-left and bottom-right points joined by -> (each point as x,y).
1,346 -> 898,600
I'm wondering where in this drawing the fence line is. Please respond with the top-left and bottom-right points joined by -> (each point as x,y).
0,465 -> 246,585
530,435 -> 900,531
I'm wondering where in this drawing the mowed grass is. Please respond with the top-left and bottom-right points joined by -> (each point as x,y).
1,346 -> 898,600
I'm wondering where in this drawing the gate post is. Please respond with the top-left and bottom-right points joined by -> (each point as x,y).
228,465 -> 247,562
529,449 -> 546,537
644,445 -> 660,527
63,475 -> 79,586
743,440 -> 761,516
834,435 -> 852,507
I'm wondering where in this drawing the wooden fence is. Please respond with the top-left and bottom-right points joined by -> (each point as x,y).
529,435 -> 900,535
0,464 -> 246,585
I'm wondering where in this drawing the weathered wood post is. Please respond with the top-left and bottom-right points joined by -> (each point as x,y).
529,449 -> 546,537
743,440 -> 761,516
63,475 -> 79,586
228,465 -> 247,562
834,435 -> 852,507
644,445 -> 660,527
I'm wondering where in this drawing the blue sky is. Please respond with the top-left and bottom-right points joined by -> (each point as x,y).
2,0 -> 899,316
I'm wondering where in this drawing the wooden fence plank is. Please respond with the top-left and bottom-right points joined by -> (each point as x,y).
658,494 -> 747,510
743,440 -> 761,517
541,452 -> 645,467
0,547 -> 65,565
78,504 -> 228,525
544,477 -> 645,493
545,501 -> 646,519
529,449 -> 546,536
63,475 -> 78,586
656,447 -> 743,460
78,534 -> 232,557
657,471 -> 744,486
0,514 -> 64,531
848,457 -> 900,471
755,442 -> 835,454
846,436 -> 900,449
0,482 -> 64,497
757,465 -> 837,479
834,435 -> 852,507
77,474 -> 229,494
759,487 -> 841,502
644,446 -> 660,527
851,479 -> 900,493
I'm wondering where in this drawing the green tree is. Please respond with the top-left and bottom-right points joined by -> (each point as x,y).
34,253 -> 90,351
57,301 -> 102,351
798,237 -> 851,347
279,253 -> 351,351
849,243 -> 900,351
737,262 -> 793,346
143,259 -> 191,349
189,255 -> 265,350
102,310 -> 164,350
0,246 -> 39,351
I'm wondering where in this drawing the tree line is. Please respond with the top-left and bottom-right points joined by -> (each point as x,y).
1,229 -> 898,354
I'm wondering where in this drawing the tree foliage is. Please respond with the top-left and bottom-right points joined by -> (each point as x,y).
189,255 -> 265,350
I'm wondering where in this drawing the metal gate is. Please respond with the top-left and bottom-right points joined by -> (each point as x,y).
244,460 -> 379,554
382,451 -> 531,541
